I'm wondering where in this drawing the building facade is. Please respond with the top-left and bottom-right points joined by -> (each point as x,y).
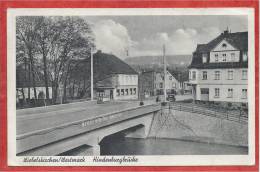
95,74 -> 138,101
188,30 -> 248,104
139,70 -> 180,97
155,70 -> 180,95
94,51 -> 138,101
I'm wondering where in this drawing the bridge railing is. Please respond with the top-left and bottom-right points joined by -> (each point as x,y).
168,103 -> 248,124
17,103 -> 161,154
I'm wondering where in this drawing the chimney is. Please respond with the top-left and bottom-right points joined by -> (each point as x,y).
223,27 -> 229,36
223,30 -> 229,35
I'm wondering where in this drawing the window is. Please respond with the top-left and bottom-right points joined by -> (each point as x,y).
172,83 -> 176,88
242,89 -> 247,99
228,88 -> 233,98
214,71 -> 220,80
169,76 -> 172,80
192,71 -> 196,80
162,76 -> 164,80
159,82 -> 163,88
242,70 -> 247,80
202,54 -> 207,63
201,88 -> 209,94
202,71 -> 207,80
228,70 -> 233,80
125,89 -> 128,95
242,51 -> 248,62
121,89 -> 124,95
117,89 -> 120,96
130,88 -> 133,95
222,43 -> 227,48
231,53 -> 235,61
215,88 -> 220,98
133,88 -> 136,95
215,54 -> 219,62
202,57 -> 207,63
222,54 -> 227,62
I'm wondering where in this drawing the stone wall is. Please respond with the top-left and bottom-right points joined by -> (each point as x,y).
149,108 -> 248,147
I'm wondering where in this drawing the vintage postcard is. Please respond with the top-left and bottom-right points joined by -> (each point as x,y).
0,1 -> 258,171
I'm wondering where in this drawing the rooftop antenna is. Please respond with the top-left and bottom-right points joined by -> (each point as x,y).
126,48 -> 129,57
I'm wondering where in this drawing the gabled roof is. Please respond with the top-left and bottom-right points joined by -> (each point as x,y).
90,51 -> 138,75
195,31 -> 248,53
83,51 -> 138,88
189,31 -> 248,69
168,70 -> 189,82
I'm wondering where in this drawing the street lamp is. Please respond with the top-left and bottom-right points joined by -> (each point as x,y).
90,47 -> 94,101
162,44 -> 167,106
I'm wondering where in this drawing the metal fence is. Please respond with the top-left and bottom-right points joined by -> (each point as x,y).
168,103 -> 248,124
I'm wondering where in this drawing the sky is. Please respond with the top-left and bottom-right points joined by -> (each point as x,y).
84,15 -> 248,59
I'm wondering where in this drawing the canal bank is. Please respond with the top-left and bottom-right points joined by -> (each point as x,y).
99,105 -> 248,155
100,137 -> 247,155
148,107 -> 248,147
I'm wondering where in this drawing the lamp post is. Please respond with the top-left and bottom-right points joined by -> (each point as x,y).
163,44 -> 167,103
90,47 -> 94,101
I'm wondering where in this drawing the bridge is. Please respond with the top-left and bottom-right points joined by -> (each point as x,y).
16,100 -> 161,156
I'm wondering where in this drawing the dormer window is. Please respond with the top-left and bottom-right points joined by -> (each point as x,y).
202,53 -> 207,63
222,54 -> 227,62
215,54 -> 219,62
242,51 -> 248,62
231,53 -> 235,61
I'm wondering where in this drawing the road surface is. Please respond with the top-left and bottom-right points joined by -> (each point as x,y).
17,99 -> 157,136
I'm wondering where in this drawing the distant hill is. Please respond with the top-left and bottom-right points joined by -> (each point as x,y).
125,55 -> 192,67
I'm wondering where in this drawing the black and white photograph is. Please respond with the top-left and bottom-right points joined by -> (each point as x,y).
7,8 -> 255,166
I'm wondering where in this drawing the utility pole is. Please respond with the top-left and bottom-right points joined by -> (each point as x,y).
163,44 -> 167,102
90,47 -> 94,101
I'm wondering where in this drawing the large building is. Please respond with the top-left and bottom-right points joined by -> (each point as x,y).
93,51 -> 139,101
154,70 -> 181,95
139,70 -> 181,97
188,30 -> 248,105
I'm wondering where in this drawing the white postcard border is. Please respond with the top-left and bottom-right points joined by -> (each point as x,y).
7,8 -> 255,166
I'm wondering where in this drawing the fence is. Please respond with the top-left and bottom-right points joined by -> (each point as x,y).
168,103 -> 248,124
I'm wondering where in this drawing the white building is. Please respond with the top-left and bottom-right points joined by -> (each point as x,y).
16,65 -> 53,102
154,70 -> 180,95
94,51 -> 138,101
188,30 -> 248,105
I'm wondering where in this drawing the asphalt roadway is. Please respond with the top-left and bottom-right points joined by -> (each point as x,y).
16,94 -> 192,136
16,99 -> 156,136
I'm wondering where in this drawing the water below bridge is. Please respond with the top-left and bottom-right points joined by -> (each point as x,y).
99,133 -> 248,155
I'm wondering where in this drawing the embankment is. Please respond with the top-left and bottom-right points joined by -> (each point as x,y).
148,108 -> 248,147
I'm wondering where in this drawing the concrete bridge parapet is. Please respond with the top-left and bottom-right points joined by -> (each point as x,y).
17,103 -> 161,156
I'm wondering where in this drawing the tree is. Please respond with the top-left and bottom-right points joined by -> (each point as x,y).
47,17 -> 95,103
16,16 -> 43,101
16,16 -> 95,105
35,17 -> 54,100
